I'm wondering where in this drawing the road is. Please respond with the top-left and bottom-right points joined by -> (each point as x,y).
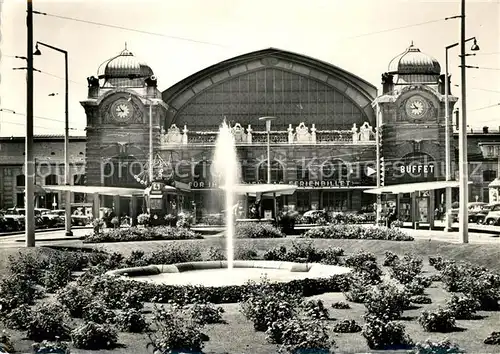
0,225 -> 498,249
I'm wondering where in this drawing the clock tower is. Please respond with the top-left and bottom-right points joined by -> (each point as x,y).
373,43 -> 458,186
81,46 -> 168,210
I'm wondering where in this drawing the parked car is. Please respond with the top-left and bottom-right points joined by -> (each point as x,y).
483,203 -> 500,226
471,203 -> 495,224
41,209 -> 65,228
450,202 -> 488,223
0,211 -> 20,232
4,208 -> 26,230
301,210 -> 329,224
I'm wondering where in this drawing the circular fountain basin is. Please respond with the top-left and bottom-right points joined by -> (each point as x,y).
106,261 -> 351,287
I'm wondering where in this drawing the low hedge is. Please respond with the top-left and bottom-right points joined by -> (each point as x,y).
86,274 -> 349,305
235,222 -> 285,238
83,226 -> 203,243
302,224 -> 413,241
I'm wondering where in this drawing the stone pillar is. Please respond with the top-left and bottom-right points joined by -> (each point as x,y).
92,193 -> 100,220
131,195 -> 138,226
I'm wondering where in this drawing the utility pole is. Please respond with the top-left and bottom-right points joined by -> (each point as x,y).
25,0 -> 35,247
458,0 -> 469,243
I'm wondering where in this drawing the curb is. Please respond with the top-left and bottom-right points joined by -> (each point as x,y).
0,226 -> 92,238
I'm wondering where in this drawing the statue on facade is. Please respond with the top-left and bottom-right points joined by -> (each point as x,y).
351,123 -> 359,143
295,122 -> 311,143
359,122 -> 373,141
287,124 -> 294,144
163,124 -> 183,144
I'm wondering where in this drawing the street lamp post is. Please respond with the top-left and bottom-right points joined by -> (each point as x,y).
258,116 -> 276,184
444,36 -> 479,232
33,41 -> 73,236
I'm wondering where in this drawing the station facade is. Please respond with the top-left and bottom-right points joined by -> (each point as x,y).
2,44 -> 500,220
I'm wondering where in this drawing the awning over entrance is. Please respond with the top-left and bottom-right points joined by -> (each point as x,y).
488,179 -> 500,188
220,183 -> 298,196
43,185 -> 146,197
363,181 -> 472,195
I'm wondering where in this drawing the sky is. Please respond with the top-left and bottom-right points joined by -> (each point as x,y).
0,0 -> 499,137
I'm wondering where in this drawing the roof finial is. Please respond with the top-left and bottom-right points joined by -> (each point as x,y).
125,42 -> 127,50
410,40 -> 414,47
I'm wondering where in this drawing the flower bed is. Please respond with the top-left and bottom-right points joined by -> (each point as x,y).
83,226 -> 203,243
235,222 -> 285,238
302,224 -> 413,241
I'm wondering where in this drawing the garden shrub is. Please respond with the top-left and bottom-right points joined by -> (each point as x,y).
460,272 -> 500,311
303,224 -> 413,241
445,294 -> 480,319
42,263 -> 74,293
266,318 -> 334,353
240,288 -> 301,331
428,255 -> 446,270
137,213 -> 150,226
344,272 -> 372,303
484,332 -> 500,345
235,222 -> 285,238
412,338 -> 463,354
410,295 -> 432,304
188,302 -> 225,325
84,225 -> 202,243
176,212 -> 194,228
389,254 -> 423,285
121,289 -> 144,310
383,251 -> 399,267
82,298 -> 116,324
301,299 -> 330,320
344,251 -> 382,284
0,330 -> 15,354
405,279 -> 426,296
147,304 -> 208,354
1,304 -> 32,330
362,315 -> 413,350
32,339 -> 71,354
331,301 -> 350,309
198,214 -> 223,226
71,322 -> 118,350
235,246 -> 259,260
0,273 -> 41,315
26,303 -> 72,342
124,250 -> 149,267
115,309 -> 149,333
418,308 -> 456,332
56,283 -> 93,318
207,247 -> 225,261
86,276 -> 134,309
333,319 -> 361,333
145,243 -> 203,265
363,280 -> 410,321
8,251 -> 47,282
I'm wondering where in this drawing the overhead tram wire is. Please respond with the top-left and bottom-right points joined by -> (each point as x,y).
32,10 -> 229,48
32,10 -> 450,51
0,108 -> 82,128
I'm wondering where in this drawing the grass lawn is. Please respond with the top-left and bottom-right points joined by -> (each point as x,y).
1,237 -> 500,353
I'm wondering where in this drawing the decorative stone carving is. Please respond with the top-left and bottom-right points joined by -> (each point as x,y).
295,122 -> 311,143
231,123 -> 247,143
359,122 -> 373,141
182,125 -> 189,145
247,125 -> 253,144
311,124 -> 317,144
351,123 -> 359,143
162,124 -> 183,144
287,124 -> 294,144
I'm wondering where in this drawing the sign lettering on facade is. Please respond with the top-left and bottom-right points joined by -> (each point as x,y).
189,180 -> 354,189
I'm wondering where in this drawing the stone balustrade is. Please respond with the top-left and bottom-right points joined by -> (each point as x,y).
160,121 -> 376,147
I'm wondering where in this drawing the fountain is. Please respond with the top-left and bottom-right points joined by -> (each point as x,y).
107,120 -> 351,288
213,119 -> 238,270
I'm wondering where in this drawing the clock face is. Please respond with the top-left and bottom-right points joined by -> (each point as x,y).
111,100 -> 133,122
405,95 -> 429,119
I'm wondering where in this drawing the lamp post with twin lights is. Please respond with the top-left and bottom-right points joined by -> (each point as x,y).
33,41 -> 73,237
443,37 -> 479,233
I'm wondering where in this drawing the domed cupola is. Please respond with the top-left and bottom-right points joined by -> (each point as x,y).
387,42 -> 441,84
97,44 -> 155,88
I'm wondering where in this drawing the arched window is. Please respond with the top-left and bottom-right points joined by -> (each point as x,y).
73,174 -> 86,203
296,163 -> 310,180
321,159 -> 350,181
73,174 -> 86,186
16,174 -> 25,187
258,160 -> 284,183
103,156 -> 143,188
45,174 -> 58,185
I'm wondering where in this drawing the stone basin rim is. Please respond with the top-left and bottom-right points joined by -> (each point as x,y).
105,260 -> 352,278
